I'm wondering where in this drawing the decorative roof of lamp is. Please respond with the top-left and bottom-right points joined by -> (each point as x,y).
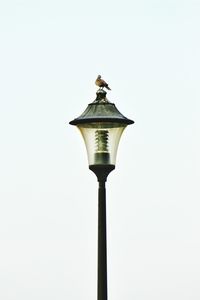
69,89 -> 134,125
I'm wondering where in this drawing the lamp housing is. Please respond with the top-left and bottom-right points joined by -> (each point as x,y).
69,90 -> 134,169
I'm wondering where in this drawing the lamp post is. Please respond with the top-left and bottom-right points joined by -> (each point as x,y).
69,89 -> 134,300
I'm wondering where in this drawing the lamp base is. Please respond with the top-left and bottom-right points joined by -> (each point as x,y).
89,164 -> 115,182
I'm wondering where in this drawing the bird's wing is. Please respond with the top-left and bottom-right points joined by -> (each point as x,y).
101,79 -> 108,86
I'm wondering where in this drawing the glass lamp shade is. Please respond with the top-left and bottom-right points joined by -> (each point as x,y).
77,122 -> 126,166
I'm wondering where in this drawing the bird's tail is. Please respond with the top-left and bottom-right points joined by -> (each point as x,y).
105,85 -> 111,90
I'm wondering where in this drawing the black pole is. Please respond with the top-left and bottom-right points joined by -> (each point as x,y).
98,179 -> 107,300
89,165 -> 115,300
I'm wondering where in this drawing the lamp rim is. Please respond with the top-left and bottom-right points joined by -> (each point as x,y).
69,118 -> 134,125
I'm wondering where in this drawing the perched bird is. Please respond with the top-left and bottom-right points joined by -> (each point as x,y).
95,75 -> 111,90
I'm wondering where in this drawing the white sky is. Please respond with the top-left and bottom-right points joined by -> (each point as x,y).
0,0 -> 199,299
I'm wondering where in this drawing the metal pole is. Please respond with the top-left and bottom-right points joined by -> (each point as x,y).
89,165 -> 115,300
98,180 -> 107,300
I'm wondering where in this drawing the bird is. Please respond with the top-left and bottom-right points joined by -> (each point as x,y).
95,75 -> 111,90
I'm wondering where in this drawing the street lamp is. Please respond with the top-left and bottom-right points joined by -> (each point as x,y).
69,89 -> 134,300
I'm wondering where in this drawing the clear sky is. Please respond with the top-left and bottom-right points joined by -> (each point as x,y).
0,0 -> 199,299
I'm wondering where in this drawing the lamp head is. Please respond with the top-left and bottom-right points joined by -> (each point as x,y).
69,90 -> 134,170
